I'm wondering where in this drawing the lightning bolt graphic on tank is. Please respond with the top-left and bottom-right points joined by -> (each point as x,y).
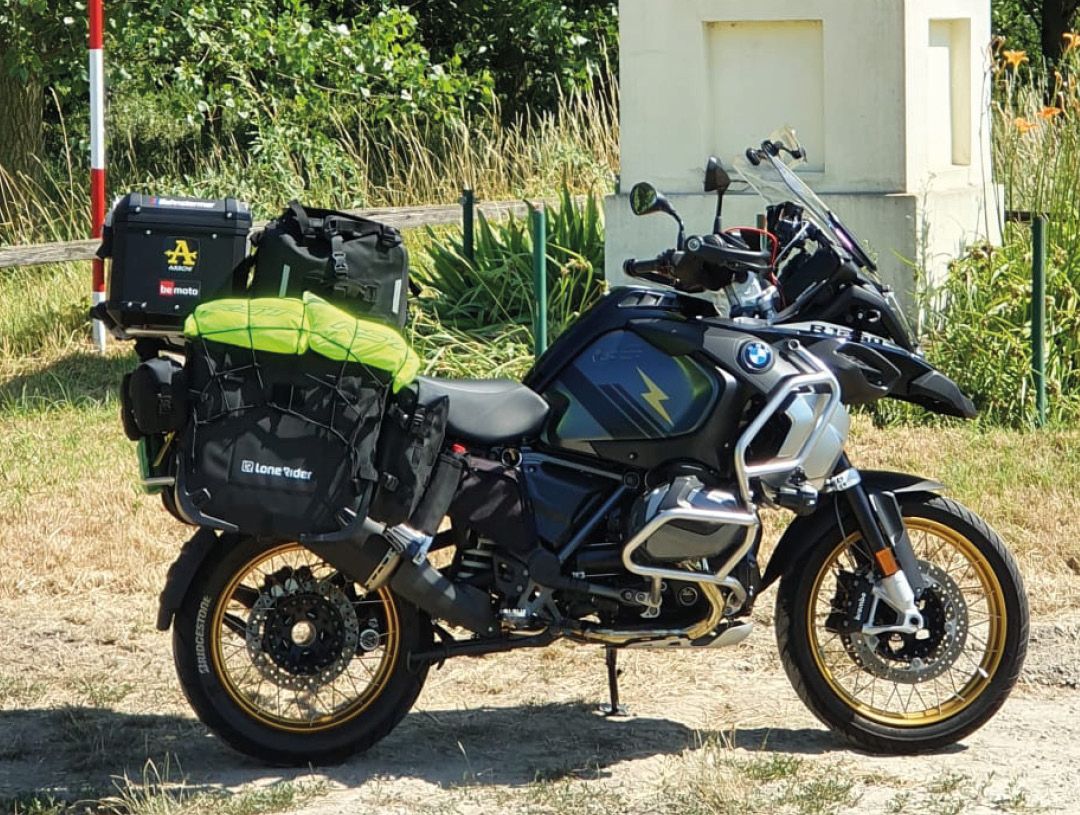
636,368 -> 673,426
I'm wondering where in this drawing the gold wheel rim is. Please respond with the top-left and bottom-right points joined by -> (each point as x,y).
210,542 -> 400,733
808,518 -> 1007,727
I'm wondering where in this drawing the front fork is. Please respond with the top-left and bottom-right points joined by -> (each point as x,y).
832,455 -> 926,634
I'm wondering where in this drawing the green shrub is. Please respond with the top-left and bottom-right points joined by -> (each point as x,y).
406,0 -> 618,118
923,228 -> 1080,427
416,187 -> 606,338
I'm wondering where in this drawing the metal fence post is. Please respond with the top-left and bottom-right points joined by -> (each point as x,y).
1032,214 -> 1048,427
532,205 -> 548,357
461,187 -> 475,264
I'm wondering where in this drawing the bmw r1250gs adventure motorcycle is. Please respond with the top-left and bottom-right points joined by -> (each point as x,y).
161,132 -> 1028,765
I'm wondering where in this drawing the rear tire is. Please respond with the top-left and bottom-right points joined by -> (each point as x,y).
775,495 -> 1028,753
173,535 -> 431,765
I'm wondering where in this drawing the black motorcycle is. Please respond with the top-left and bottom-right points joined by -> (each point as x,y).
158,132 -> 1028,765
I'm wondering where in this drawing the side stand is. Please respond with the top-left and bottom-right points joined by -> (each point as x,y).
598,646 -> 628,716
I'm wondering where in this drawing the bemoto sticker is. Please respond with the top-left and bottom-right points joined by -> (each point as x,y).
159,279 -> 201,298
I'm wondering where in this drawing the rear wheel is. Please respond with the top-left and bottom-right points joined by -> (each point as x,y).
173,536 -> 431,765
776,496 -> 1028,753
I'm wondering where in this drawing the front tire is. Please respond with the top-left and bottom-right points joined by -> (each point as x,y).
776,495 -> 1028,753
173,536 -> 431,765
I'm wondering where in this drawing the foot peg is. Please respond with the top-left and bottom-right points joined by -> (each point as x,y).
598,646 -> 629,717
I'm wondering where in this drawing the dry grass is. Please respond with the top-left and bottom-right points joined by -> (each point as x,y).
0,337 -> 1076,814
2,349 -> 1077,613
845,419 -> 1080,615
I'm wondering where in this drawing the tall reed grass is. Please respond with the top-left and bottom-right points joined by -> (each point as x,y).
922,42 -> 1080,426
0,88 -> 617,385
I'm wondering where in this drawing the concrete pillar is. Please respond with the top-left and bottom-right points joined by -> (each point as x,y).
606,0 -> 1000,311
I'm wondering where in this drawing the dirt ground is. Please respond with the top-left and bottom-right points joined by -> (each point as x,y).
1,589 -> 1076,815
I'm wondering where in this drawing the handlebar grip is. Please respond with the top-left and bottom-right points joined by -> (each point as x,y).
623,257 -> 662,277
685,235 -> 771,270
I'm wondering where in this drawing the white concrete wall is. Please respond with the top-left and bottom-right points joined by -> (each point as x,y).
607,0 -> 1001,306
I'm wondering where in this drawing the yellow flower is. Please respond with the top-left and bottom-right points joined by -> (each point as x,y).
1039,105 -> 1063,119
1003,50 -> 1029,69
1064,32 -> 1080,54
1014,116 -> 1038,134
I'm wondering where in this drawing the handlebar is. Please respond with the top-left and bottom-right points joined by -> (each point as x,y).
624,235 -> 772,291
685,235 -> 771,269
623,256 -> 665,277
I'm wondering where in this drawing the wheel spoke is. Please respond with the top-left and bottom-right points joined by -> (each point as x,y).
208,542 -> 398,729
806,516 -> 1008,725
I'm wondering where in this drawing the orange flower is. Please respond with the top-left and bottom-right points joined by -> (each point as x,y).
1064,32 -> 1080,54
1003,49 -> 1029,69
1039,105 -> 1063,119
1014,116 -> 1038,134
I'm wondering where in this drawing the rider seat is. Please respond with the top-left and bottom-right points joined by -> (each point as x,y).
415,376 -> 549,446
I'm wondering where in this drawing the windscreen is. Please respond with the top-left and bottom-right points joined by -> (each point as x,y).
731,127 -> 878,272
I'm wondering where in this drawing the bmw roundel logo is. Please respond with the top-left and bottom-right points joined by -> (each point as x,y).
739,341 -> 774,373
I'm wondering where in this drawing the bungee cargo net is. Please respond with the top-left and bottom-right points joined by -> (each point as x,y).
171,294 -> 420,537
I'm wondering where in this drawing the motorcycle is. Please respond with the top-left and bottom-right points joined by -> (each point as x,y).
158,131 -> 1028,765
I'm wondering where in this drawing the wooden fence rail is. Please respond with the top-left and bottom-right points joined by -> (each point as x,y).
0,198 -> 546,270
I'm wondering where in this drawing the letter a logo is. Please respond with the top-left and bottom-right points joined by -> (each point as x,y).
164,238 -> 199,271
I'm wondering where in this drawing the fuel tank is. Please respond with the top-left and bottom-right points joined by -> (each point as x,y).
542,328 -> 720,456
526,287 -> 843,474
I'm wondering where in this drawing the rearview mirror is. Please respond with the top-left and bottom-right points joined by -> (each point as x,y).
630,182 -> 666,216
704,157 -> 731,194
628,181 -> 686,249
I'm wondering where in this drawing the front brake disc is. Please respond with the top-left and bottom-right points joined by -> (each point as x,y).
840,561 -> 969,683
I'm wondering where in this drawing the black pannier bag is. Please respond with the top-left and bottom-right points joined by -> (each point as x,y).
250,201 -> 409,328
368,385 -> 450,527
177,345 -> 387,538
448,456 -> 538,558
98,193 -> 251,335
172,295 -> 420,538
124,357 -> 189,436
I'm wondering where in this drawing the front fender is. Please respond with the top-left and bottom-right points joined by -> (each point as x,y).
760,470 -> 945,590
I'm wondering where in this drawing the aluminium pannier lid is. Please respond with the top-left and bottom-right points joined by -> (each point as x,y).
108,192 -> 252,230
182,294 -> 419,391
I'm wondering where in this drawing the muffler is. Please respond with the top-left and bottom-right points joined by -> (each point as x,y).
301,453 -> 497,636
303,521 -> 497,636
304,522 -> 496,639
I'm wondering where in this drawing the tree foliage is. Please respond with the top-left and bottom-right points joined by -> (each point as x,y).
404,0 -> 618,118
995,0 -> 1080,63
0,0 -> 619,189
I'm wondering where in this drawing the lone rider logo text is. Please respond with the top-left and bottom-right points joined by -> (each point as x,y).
164,237 -> 200,272
159,279 -> 201,298
240,459 -> 313,482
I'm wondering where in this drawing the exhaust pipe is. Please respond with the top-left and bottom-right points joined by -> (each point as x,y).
389,555 -> 497,636
302,517 -> 497,637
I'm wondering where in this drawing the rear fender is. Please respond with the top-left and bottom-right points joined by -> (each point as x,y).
156,528 -> 222,631
761,470 -> 945,589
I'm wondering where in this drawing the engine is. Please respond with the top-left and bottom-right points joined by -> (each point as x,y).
627,476 -> 749,563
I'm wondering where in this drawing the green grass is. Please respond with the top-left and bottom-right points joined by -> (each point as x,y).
1,773 -> 327,815
916,44 -> 1080,427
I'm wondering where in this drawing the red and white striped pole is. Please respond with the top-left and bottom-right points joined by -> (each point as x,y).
89,0 -> 107,351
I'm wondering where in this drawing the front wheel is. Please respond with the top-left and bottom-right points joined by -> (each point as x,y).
776,495 -> 1028,753
173,536 -> 431,765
